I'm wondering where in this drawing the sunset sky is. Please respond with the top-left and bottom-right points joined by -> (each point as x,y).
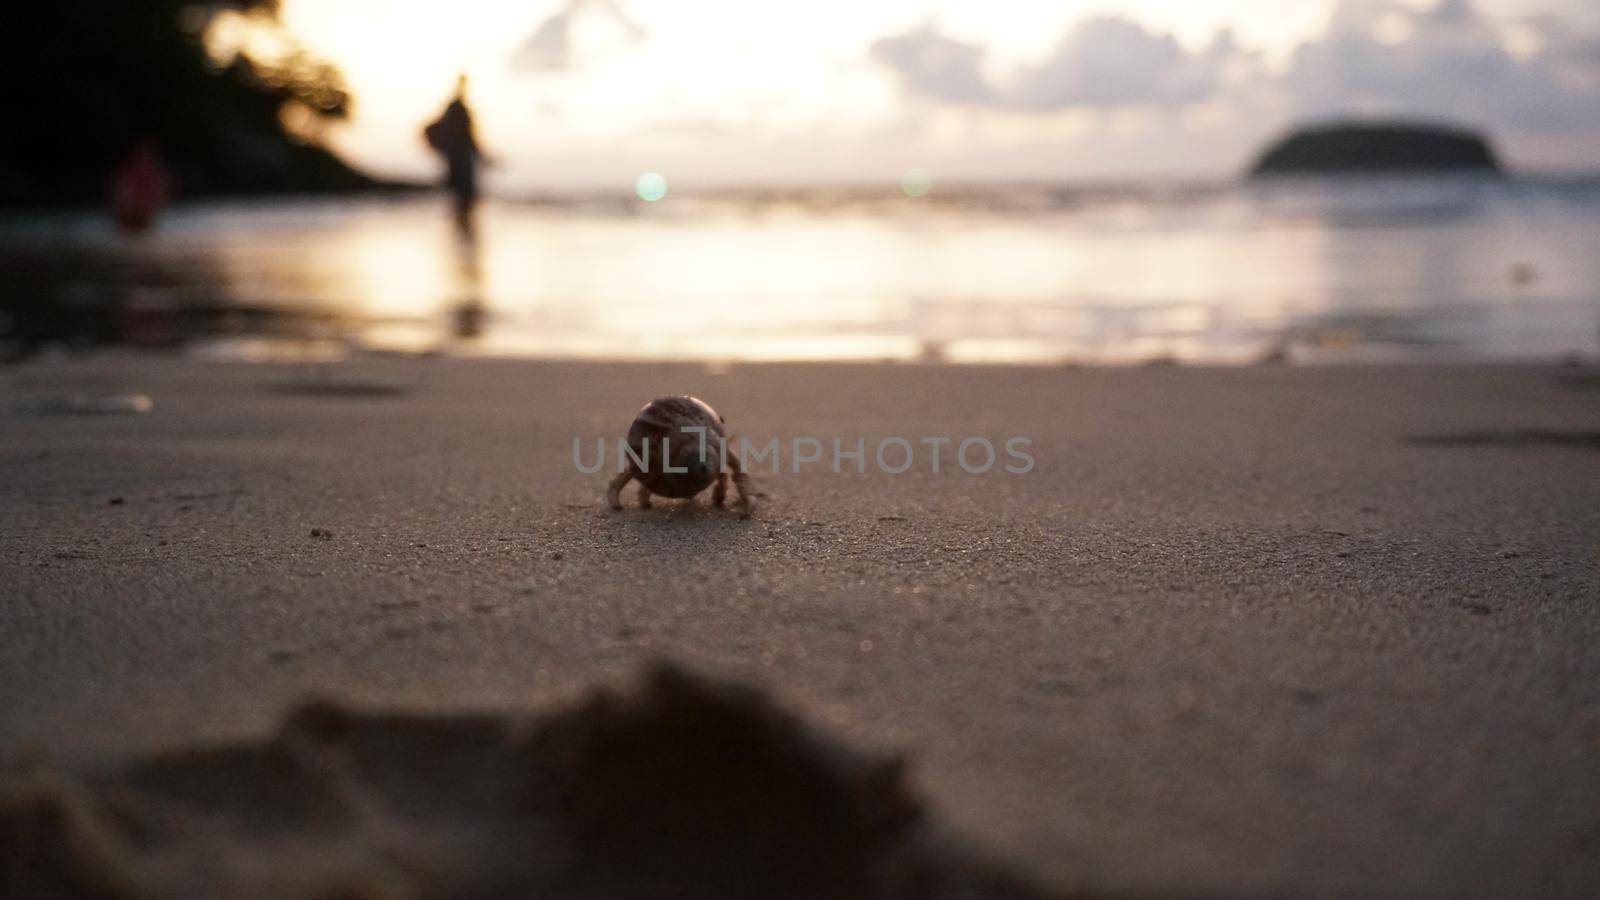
263,0 -> 1600,189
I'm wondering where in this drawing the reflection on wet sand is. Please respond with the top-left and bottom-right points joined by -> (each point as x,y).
0,245 -> 351,362
2,179 -> 1598,365
449,223 -> 487,342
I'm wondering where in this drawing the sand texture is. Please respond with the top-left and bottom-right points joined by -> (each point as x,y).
2,357 -> 1599,897
3,663 -> 1049,899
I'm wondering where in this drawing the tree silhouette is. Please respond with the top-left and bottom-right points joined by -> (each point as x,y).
0,0 -> 393,205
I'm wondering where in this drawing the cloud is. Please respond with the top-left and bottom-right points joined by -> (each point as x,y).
871,17 -> 1250,111
1285,0 -> 1600,133
512,0 -> 647,72
870,0 -> 1600,146
867,24 -> 995,105
1012,18 -> 1249,109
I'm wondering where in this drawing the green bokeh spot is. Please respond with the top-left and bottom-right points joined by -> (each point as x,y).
635,172 -> 668,202
901,168 -> 932,198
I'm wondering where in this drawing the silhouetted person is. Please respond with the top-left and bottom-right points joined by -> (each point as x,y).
110,139 -> 170,234
424,76 -> 486,231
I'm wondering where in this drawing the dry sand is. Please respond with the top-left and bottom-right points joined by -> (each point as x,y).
2,356 -> 1599,897
4,663 -> 1046,899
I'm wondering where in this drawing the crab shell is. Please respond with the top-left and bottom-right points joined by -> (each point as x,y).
624,395 -> 728,498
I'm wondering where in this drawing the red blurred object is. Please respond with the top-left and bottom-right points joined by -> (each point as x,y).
111,140 -> 171,234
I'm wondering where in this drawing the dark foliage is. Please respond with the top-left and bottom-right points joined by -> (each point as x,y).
0,0 -> 389,206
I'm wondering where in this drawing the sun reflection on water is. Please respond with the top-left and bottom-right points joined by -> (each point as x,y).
2,180 -> 1597,365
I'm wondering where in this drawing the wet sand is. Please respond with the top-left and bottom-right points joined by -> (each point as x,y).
3,356 -> 1599,897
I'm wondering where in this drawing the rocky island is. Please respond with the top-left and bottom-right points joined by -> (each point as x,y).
1250,121 -> 1503,177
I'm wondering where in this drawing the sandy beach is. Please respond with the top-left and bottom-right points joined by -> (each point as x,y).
3,355 -> 1599,897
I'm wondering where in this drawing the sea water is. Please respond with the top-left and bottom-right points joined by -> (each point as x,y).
2,176 -> 1597,364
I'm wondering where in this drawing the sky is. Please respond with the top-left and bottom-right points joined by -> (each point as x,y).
266,0 -> 1600,189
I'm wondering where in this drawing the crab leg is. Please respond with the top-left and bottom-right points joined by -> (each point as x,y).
726,450 -> 753,518
606,469 -> 633,510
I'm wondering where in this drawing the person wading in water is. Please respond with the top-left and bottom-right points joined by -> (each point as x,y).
424,75 -> 488,233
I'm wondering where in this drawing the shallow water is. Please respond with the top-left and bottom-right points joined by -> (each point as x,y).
3,176 -> 1598,364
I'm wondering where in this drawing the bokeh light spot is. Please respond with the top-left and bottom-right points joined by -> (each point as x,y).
636,172 -> 668,202
901,168 -> 932,198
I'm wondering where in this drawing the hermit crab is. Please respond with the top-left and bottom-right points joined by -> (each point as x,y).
606,395 -> 754,517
